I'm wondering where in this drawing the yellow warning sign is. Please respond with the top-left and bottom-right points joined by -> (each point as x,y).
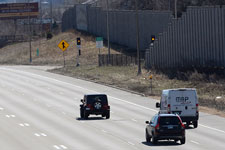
58,40 -> 69,51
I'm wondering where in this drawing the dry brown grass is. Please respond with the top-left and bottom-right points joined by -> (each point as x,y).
0,30 -> 120,65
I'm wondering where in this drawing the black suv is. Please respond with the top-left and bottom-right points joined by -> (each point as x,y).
145,114 -> 186,144
80,94 -> 110,119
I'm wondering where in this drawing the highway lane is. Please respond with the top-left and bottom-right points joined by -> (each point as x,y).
0,66 -> 224,150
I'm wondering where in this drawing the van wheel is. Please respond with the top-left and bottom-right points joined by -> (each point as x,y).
186,122 -> 190,128
193,121 -> 198,128
145,130 -> 151,142
180,137 -> 185,144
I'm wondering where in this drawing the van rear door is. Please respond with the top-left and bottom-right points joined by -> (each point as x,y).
169,90 -> 197,117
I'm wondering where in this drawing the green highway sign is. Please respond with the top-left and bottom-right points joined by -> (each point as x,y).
96,37 -> 103,48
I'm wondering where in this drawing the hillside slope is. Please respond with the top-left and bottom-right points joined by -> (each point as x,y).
0,31 -> 119,66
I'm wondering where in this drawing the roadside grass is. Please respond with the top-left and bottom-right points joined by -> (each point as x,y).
0,30 -> 224,113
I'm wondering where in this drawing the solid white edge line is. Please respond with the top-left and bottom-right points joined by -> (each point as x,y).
2,67 -> 225,135
127,141 -> 135,146
190,140 -> 200,145
199,124 -> 225,134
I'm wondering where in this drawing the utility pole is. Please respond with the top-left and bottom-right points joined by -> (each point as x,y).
50,0 -> 53,32
40,0 -> 43,35
106,0 -> 110,65
135,0 -> 141,75
28,0 -> 32,63
175,0 -> 177,19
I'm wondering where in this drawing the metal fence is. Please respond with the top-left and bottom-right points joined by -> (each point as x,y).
98,54 -> 137,66
146,6 -> 225,69
62,5 -> 172,52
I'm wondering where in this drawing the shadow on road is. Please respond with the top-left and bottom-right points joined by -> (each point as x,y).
142,141 -> 181,147
76,117 -> 105,121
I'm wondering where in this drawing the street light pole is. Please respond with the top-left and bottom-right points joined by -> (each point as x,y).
135,0 -> 141,75
106,0 -> 110,65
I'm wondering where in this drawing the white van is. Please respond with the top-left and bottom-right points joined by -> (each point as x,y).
156,88 -> 199,128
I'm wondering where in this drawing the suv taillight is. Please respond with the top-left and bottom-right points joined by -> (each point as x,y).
103,105 -> 109,110
87,104 -> 93,110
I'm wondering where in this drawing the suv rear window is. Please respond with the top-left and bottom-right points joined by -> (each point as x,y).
86,95 -> 108,104
159,117 -> 180,125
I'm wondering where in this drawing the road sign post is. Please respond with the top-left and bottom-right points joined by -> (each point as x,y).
149,75 -> 153,94
96,37 -> 103,54
58,40 -> 69,67
76,37 -> 81,67
96,37 -> 103,66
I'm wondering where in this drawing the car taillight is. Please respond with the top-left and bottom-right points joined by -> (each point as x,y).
155,117 -> 160,130
168,104 -> 171,114
178,116 -> 185,129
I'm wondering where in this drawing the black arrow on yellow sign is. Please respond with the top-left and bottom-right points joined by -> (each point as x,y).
62,42 -> 65,49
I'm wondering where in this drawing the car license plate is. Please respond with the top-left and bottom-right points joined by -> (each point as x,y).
168,125 -> 173,129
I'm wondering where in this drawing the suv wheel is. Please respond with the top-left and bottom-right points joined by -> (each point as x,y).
84,111 -> 89,119
80,108 -> 84,118
145,130 -> 151,142
193,121 -> 198,128
180,137 -> 185,144
152,134 -> 157,144
106,111 -> 110,119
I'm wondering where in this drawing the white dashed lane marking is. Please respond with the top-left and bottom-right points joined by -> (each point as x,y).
34,133 -> 47,137
53,145 -> 68,149
0,107 -> 4,111
34,133 -> 41,137
19,123 -> 30,127
131,119 -> 137,122
60,145 -> 68,149
5,115 -> 16,118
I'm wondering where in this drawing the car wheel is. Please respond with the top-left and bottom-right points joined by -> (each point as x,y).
106,112 -> 110,119
193,121 -> 198,128
180,137 -> 185,144
145,130 -> 151,142
80,108 -> 84,118
152,134 -> 157,144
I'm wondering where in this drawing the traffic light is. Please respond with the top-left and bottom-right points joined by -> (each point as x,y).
151,35 -> 155,43
77,37 -> 81,45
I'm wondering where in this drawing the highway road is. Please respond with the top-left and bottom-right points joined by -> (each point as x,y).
0,66 -> 225,150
